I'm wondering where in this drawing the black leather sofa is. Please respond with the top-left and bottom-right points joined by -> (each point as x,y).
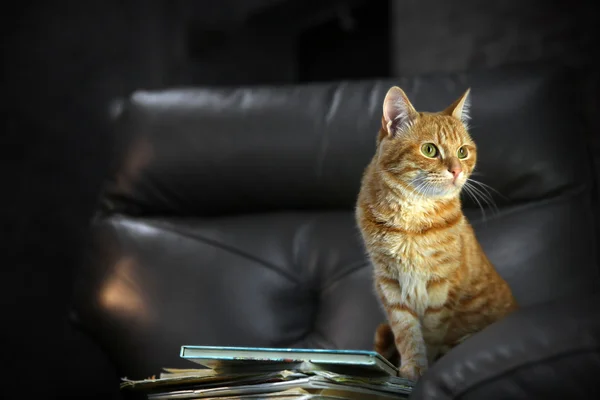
74,62 -> 600,399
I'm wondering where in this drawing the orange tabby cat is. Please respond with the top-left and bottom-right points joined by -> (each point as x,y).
355,86 -> 517,381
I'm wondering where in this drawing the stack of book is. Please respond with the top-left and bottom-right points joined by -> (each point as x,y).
121,346 -> 415,399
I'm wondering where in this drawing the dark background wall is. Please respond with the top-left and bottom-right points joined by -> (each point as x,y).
60,0 -> 595,88
2,0 -> 598,399
390,0 -> 596,75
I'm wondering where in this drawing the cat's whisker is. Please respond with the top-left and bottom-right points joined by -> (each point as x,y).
464,183 -> 499,219
466,178 -> 501,194
411,179 -> 429,201
423,181 -> 437,198
462,183 -> 487,222
464,182 -> 499,214
420,180 -> 435,199
403,178 -> 423,202
473,189 -> 499,214
466,178 -> 507,201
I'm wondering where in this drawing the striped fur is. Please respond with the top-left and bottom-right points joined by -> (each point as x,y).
356,87 -> 517,381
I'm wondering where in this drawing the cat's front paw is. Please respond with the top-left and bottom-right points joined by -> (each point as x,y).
398,362 -> 427,382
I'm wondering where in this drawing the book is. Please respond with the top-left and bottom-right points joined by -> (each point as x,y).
146,375 -> 410,400
179,346 -> 397,376
121,369 -> 307,391
121,346 -> 414,399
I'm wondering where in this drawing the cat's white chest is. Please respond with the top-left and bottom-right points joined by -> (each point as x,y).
389,235 -> 432,317
396,270 -> 429,317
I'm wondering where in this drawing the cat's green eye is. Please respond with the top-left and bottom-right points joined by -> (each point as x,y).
457,146 -> 468,159
421,143 -> 438,158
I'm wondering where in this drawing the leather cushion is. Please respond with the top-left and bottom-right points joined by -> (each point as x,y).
103,63 -> 592,217
76,187 -> 599,379
76,212 -> 384,379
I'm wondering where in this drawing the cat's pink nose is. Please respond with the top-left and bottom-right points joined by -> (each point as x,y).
448,165 -> 462,179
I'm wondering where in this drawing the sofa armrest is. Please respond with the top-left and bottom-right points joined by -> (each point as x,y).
409,291 -> 600,400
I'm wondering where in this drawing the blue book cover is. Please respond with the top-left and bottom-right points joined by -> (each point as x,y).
179,345 -> 398,377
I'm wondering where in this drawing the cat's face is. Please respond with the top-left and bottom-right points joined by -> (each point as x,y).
377,87 -> 476,199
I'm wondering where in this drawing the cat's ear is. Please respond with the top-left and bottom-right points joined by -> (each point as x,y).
444,88 -> 471,124
383,86 -> 418,137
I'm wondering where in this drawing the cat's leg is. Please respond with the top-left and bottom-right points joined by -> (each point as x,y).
421,310 -> 452,365
421,280 -> 454,365
376,279 -> 427,381
374,323 -> 399,366
394,312 -> 427,380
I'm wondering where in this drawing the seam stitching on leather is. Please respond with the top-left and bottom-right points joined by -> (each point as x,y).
321,261 -> 371,292
454,347 -> 600,399
112,216 -> 301,284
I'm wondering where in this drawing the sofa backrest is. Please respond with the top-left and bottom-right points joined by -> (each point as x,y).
74,63 -> 600,380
